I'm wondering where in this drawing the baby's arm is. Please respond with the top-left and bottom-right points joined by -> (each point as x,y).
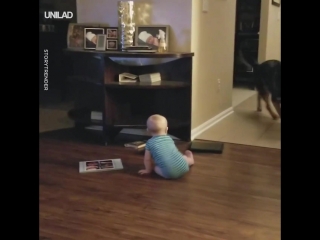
138,150 -> 153,175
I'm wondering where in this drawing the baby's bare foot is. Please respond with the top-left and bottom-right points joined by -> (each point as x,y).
184,150 -> 194,166
185,150 -> 193,157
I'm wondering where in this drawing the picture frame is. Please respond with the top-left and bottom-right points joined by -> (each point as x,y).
106,39 -> 118,50
105,27 -> 119,50
106,27 -> 118,39
272,0 -> 281,7
96,34 -> 107,51
84,28 -> 105,50
135,25 -> 170,51
79,158 -> 123,173
67,23 -> 107,49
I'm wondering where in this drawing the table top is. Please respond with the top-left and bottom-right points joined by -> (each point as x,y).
64,48 -> 194,58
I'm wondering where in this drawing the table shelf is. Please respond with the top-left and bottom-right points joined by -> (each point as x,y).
105,81 -> 190,89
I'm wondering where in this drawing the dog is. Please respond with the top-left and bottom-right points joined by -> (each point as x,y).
254,60 -> 281,120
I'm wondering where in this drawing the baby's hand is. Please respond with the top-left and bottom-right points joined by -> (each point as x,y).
138,169 -> 151,175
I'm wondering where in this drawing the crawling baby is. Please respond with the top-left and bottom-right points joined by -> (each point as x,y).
138,114 -> 194,179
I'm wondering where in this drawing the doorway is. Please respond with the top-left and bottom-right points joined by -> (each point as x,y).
232,0 -> 261,107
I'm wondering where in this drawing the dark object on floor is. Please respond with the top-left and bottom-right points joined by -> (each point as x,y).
254,59 -> 281,120
189,140 -> 224,154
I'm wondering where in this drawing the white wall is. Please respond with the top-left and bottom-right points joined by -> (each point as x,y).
258,0 -> 281,62
190,0 -> 236,129
76,0 -> 192,52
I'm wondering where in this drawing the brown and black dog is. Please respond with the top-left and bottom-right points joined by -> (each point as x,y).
254,60 -> 281,120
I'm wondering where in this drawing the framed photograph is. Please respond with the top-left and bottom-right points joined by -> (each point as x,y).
272,0 -> 281,7
67,23 -> 111,49
135,25 -> 169,51
99,160 -> 114,169
96,34 -> 107,51
67,24 -> 87,48
107,39 -> 118,50
84,28 -> 105,50
84,160 -> 114,171
79,158 -> 123,173
85,161 -> 100,171
106,27 -> 118,39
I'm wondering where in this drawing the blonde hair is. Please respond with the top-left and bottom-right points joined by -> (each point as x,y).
147,114 -> 168,134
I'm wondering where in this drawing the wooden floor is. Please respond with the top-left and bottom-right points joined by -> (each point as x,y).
39,136 -> 280,240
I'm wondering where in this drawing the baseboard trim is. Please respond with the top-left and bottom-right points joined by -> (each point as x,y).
112,107 -> 233,141
191,107 -> 234,140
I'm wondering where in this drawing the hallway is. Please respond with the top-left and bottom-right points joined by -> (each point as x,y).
197,90 -> 281,149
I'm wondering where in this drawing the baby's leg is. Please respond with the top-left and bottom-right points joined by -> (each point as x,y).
154,166 -> 169,179
183,150 -> 195,166
149,155 -> 168,178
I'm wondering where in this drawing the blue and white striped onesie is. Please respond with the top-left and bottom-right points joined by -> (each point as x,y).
146,135 -> 189,179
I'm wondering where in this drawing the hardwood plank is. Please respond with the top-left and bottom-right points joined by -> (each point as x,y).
39,139 -> 280,240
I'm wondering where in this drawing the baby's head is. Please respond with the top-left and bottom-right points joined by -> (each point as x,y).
147,114 -> 168,135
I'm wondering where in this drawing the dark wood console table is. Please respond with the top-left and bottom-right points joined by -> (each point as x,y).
64,49 -> 194,145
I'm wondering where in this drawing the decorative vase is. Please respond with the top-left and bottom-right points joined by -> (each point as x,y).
118,1 -> 135,50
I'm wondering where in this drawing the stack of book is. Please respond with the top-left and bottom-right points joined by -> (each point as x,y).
118,72 -> 162,83
139,72 -> 161,83
124,140 -> 147,150
119,73 -> 138,83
